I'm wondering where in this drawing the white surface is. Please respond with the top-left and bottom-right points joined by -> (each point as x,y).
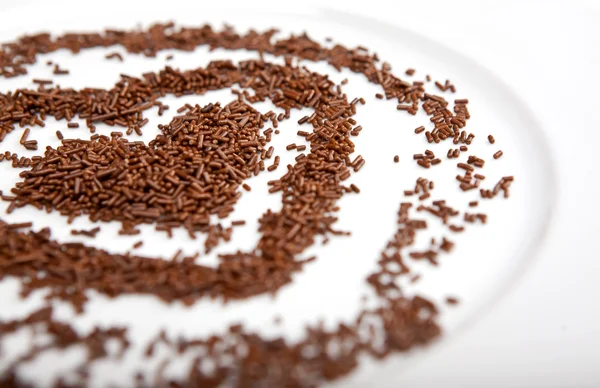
0,0 -> 598,387
0,6 -> 553,387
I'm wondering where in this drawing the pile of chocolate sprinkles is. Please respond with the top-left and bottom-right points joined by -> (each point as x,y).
9,100 -> 271,247
0,23 -> 514,387
1,23 -> 473,148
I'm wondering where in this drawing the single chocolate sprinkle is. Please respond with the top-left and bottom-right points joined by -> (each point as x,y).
105,52 -> 124,61
33,78 -> 53,85
19,128 -> 30,144
449,225 -> 465,232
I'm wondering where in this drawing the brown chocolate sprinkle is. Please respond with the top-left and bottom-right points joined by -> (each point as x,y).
449,225 -> 465,232
488,135 -> 495,144
493,150 -> 503,159
71,226 -> 101,238
0,23 -> 515,388
52,64 -> 69,75
19,127 -> 30,144
33,78 -> 52,85
445,296 -> 460,305
105,52 -> 124,61
394,155 -> 399,163
457,162 -> 474,172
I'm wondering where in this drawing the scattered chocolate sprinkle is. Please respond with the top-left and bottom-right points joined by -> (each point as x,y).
19,127 -> 30,144
457,162 -> 474,172
105,52 -> 124,61
493,150 -> 503,159
449,225 -> 465,232
33,78 -> 52,85
52,64 -> 69,75
71,226 -> 101,238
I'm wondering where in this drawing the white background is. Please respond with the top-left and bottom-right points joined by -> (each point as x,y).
0,0 -> 598,387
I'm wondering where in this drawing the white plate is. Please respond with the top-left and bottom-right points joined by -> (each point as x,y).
0,3 -> 556,387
